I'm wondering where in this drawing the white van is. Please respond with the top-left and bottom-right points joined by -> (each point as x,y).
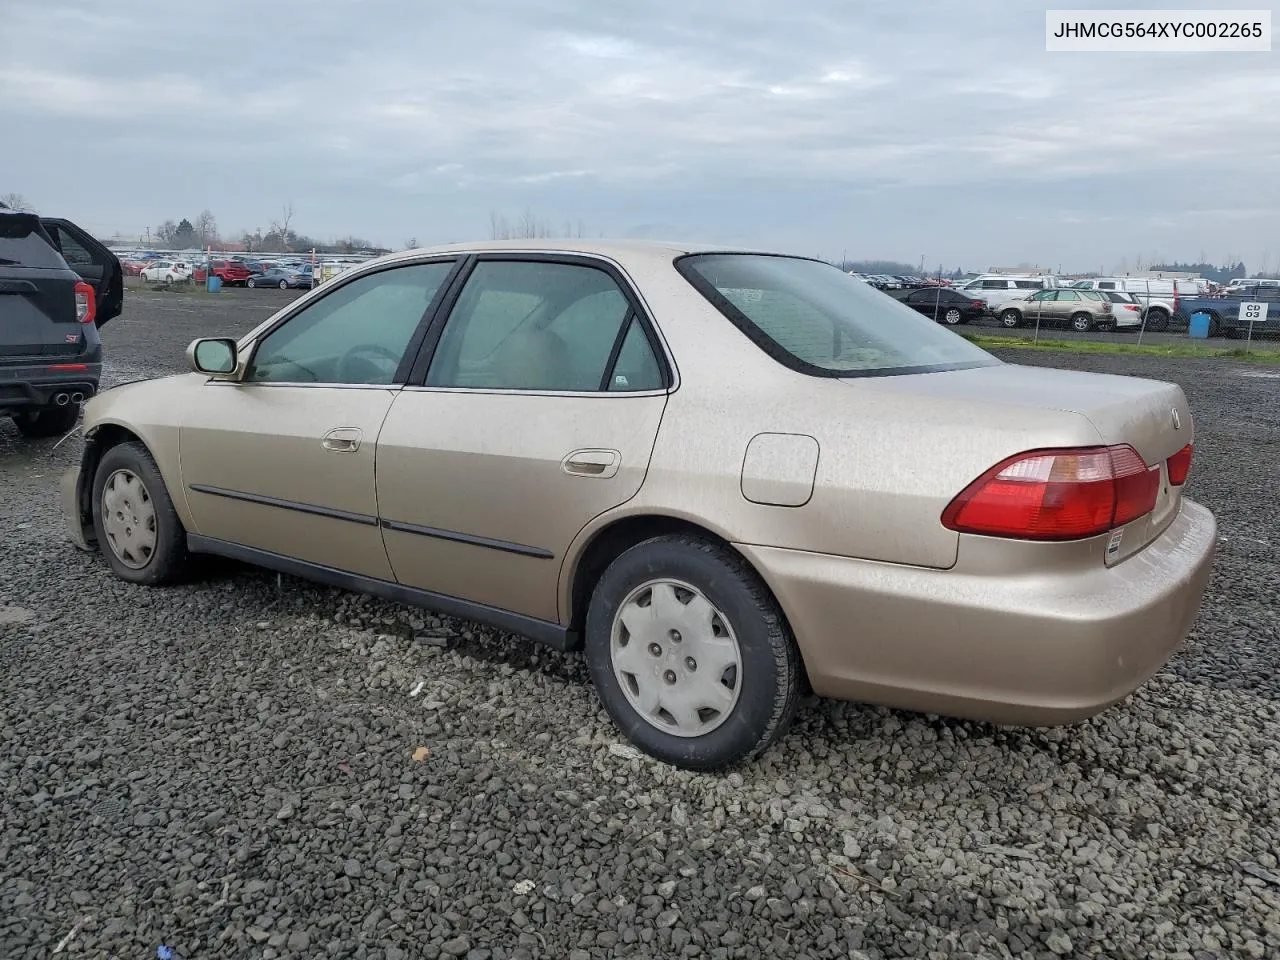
953,275 -> 1057,313
1068,277 -> 1207,330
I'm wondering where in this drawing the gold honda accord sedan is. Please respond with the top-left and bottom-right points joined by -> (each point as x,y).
61,241 -> 1217,769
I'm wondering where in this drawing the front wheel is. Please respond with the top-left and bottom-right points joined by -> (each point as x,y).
1145,310 -> 1170,332
91,442 -> 190,585
1071,313 -> 1093,332
584,535 -> 802,770
942,308 -> 963,325
13,402 -> 79,438
246,278 -> 256,288
279,280 -> 288,289
1000,309 -> 1022,328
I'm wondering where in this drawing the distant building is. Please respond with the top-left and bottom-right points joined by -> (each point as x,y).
987,266 -> 1053,275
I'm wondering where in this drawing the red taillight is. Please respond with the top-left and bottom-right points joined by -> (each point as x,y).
972,300 -> 985,309
941,445 -> 1160,541
74,281 -> 96,324
1167,444 -> 1193,485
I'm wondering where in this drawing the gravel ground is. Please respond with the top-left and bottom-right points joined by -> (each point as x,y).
2,288 -> 1279,959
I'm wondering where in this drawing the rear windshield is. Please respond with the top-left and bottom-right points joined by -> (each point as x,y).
676,254 -> 1000,377
0,215 -> 68,269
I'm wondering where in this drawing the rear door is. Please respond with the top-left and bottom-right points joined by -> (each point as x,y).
0,214 -> 82,359
41,219 -> 124,327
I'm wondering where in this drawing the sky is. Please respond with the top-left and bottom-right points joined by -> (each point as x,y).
2,0 -> 1278,273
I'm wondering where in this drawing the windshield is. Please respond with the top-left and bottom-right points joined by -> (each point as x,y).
676,254 -> 1000,377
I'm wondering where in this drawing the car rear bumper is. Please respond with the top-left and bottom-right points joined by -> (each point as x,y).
736,498 -> 1217,725
0,361 -> 102,412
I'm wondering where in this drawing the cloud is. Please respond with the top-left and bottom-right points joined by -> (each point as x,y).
2,0 -> 1277,269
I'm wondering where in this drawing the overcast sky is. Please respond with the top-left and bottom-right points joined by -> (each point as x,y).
4,0 -> 1277,272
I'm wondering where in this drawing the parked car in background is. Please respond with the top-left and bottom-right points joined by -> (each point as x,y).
1099,291 -> 1146,330
1,210 -> 122,438
954,275 -> 1054,314
1177,284 -> 1280,338
998,288 -> 1114,331
898,286 -> 987,325
246,266 -> 314,289
140,260 -> 192,283
59,239 -> 1215,769
210,260 -> 253,286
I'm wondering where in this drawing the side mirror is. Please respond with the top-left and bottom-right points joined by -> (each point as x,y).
187,337 -> 239,376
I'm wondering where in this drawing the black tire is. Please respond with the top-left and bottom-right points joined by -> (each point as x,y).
246,278 -> 256,288
584,535 -> 802,770
1096,320 -> 1115,332
279,280 -> 288,290
13,402 -> 80,438
1071,313 -> 1093,332
1000,309 -> 1022,328
91,441 -> 190,586
1207,314 -> 1221,338
1145,310 -> 1170,332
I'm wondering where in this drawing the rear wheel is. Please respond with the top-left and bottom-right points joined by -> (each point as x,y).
246,278 -> 256,288
584,535 -> 802,770
91,442 -> 190,585
13,403 -> 79,438
1071,313 -> 1093,332
1145,309 -> 1170,332
1000,309 -> 1022,328
279,279 -> 288,290
942,308 -> 963,325
1096,320 -> 1115,332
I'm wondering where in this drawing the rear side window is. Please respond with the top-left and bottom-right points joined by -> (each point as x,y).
45,225 -> 94,266
677,254 -> 998,378
0,216 -> 67,269
1014,280 -> 1043,289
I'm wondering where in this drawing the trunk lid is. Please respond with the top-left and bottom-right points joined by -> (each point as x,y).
849,363 -> 1194,561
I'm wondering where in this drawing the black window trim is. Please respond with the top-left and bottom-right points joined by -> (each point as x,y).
402,252 -> 674,394
236,255 -> 467,387
672,252 -> 998,380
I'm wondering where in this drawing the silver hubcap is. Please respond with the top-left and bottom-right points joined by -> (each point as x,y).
610,579 -> 742,737
101,469 -> 157,569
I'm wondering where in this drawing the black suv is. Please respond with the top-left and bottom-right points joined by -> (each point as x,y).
0,211 -> 123,438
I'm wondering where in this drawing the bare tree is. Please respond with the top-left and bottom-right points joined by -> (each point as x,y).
194,209 -> 219,248
0,192 -> 34,212
156,219 -> 178,247
269,202 -> 296,251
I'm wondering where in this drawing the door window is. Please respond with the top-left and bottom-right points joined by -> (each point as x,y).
425,260 -> 662,392
246,261 -> 454,384
46,226 -> 95,266
1057,291 -> 1080,302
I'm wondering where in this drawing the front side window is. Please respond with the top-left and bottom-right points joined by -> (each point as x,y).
678,254 -> 998,378
425,260 -> 663,392
246,261 -> 453,384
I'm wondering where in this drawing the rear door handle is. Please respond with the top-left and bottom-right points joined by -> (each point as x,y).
562,448 -> 621,478
322,427 -> 363,452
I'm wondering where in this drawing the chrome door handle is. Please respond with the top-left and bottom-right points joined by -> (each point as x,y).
562,448 -> 621,478
322,427 -> 363,452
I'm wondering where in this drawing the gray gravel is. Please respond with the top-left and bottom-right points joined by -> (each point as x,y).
2,288 -> 1279,959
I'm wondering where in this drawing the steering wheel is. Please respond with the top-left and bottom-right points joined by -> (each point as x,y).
336,343 -> 402,383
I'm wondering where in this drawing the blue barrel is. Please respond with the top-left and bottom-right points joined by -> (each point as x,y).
1187,310 -> 1210,338
206,274 -> 223,293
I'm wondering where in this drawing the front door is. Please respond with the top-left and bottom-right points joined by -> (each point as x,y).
376,256 -> 671,623
180,259 -> 460,579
